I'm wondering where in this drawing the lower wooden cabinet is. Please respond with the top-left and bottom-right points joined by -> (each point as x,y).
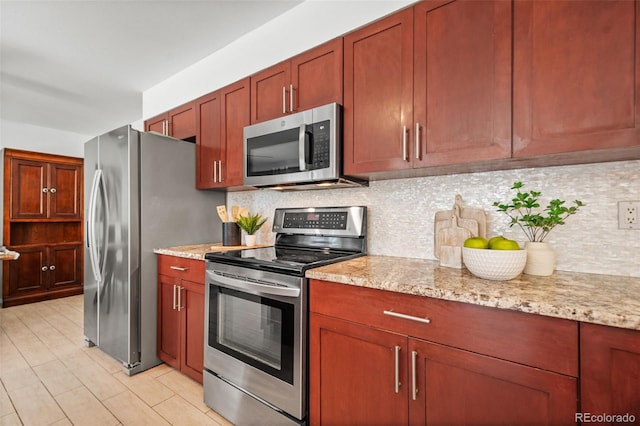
309,279 -> 579,425
157,255 -> 205,384
580,323 -> 640,422
4,243 -> 83,306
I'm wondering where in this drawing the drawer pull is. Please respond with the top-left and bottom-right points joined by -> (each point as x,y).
170,266 -> 188,272
383,310 -> 431,324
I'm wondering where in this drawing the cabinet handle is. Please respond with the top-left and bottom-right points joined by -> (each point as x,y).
415,123 -> 421,160
169,266 -> 188,272
42,266 -> 48,272
218,161 -> 223,182
411,350 -> 418,401
172,284 -> 177,310
177,286 -> 183,312
383,310 -> 431,324
49,265 -> 56,271
394,345 -> 401,393
289,84 -> 295,112
402,126 -> 408,161
50,187 -> 57,194
42,188 -> 49,193
213,161 -> 218,183
282,86 -> 287,114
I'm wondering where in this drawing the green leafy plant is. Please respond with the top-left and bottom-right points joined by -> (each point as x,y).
236,212 -> 267,235
493,182 -> 585,242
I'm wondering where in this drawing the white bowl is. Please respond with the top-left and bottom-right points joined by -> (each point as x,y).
462,247 -> 527,281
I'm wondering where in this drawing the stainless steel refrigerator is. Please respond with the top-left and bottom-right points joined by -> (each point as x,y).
84,125 -> 224,375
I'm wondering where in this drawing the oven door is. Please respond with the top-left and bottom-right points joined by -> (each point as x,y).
204,262 -> 307,420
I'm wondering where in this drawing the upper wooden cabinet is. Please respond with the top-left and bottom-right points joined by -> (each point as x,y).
10,156 -> 82,220
251,38 -> 343,123
513,0 -> 640,157
196,78 -> 250,189
145,101 -> 196,141
344,0 -> 512,175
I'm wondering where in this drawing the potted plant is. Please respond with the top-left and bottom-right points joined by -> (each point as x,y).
493,182 -> 585,276
236,212 -> 267,247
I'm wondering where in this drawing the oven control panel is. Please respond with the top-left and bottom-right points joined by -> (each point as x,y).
282,211 -> 348,230
272,206 -> 366,237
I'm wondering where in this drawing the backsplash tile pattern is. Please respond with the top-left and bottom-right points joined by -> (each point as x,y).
228,160 -> 640,277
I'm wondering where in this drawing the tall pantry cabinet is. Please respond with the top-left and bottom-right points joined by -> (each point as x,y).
2,149 -> 83,307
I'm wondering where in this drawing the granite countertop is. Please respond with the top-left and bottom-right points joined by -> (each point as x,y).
154,243 -> 269,260
306,256 -> 640,331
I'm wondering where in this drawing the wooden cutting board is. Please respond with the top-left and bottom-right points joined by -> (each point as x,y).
454,194 -> 487,239
437,215 -> 471,268
434,202 -> 481,259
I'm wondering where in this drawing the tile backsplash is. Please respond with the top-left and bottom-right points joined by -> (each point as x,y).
228,160 -> 640,277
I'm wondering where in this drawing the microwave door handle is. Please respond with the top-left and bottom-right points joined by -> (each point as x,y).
298,124 -> 307,171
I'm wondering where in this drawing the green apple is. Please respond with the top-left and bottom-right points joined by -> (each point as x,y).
488,235 -> 506,249
463,237 -> 489,249
491,239 -> 520,250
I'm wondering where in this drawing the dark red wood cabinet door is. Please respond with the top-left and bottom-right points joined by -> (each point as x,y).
251,61 -> 290,123
513,0 -> 640,156
292,38 -> 343,113
343,7 -> 414,175
48,244 -> 82,289
180,280 -> 204,384
309,313 -> 409,426
157,274 -> 181,369
580,323 -> 640,422
221,78 -> 250,187
169,102 -> 196,140
145,114 -> 167,134
414,0 -> 512,167
10,158 -> 47,219
195,90 -> 222,189
409,338 -> 577,425
7,246 -> 47,296
49,162 -> 82,219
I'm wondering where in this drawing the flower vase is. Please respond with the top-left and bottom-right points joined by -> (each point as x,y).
523,242 -> 556,276
245,234 -> 257,247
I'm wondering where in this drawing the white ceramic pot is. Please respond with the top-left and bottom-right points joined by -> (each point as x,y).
245,234 -> 257,247
523,241 -> 556,276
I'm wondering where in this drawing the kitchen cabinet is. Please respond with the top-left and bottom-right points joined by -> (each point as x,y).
343,0 -> 511,175
157,254 -> 205,384
10,156 -> 82,220
309,279 -> 578,425
3,149 -> 84,308
513,0 -> 640,157
580,323 -> 640,421
145,101 -> 196,141
250,38 -> 343,123
196,78 -> 250,189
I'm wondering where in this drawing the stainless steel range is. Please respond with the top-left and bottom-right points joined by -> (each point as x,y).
203,206 -> 367,425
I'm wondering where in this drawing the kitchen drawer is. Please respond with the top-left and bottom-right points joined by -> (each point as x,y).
158,255 -> 205,283
310,279 -> 578,377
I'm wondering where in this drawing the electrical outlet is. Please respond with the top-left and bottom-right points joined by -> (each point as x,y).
618,201 -> 640,230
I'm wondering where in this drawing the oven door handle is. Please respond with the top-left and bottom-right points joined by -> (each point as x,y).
211,273 -> 301,298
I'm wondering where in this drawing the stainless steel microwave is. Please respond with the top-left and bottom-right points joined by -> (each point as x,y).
244,103 -> 362,189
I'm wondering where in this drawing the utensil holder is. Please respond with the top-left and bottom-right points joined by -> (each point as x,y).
222,222 -> 241,246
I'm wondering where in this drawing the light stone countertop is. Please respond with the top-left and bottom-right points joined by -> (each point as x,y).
153,243 -> 269,260
305,255 -> 640,331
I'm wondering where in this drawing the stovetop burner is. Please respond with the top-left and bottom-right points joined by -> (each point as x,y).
205,206 -> 367,276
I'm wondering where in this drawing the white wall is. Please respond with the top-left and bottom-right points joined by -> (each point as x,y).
1,119 -> 88,158
143,0 -> 416,118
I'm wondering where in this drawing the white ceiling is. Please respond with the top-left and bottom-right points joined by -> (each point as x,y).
0,0 -> 303,136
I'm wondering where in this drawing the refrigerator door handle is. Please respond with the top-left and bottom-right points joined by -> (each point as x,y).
87,169 -> 102,282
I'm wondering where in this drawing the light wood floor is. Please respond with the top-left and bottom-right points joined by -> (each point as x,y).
0,295 -> 233,426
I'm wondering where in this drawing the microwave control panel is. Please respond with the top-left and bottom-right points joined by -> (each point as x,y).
310,120 -> 330,170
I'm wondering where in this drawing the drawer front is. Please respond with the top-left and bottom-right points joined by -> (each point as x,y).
310,279 -> 578,377
158,255 -> 204,283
